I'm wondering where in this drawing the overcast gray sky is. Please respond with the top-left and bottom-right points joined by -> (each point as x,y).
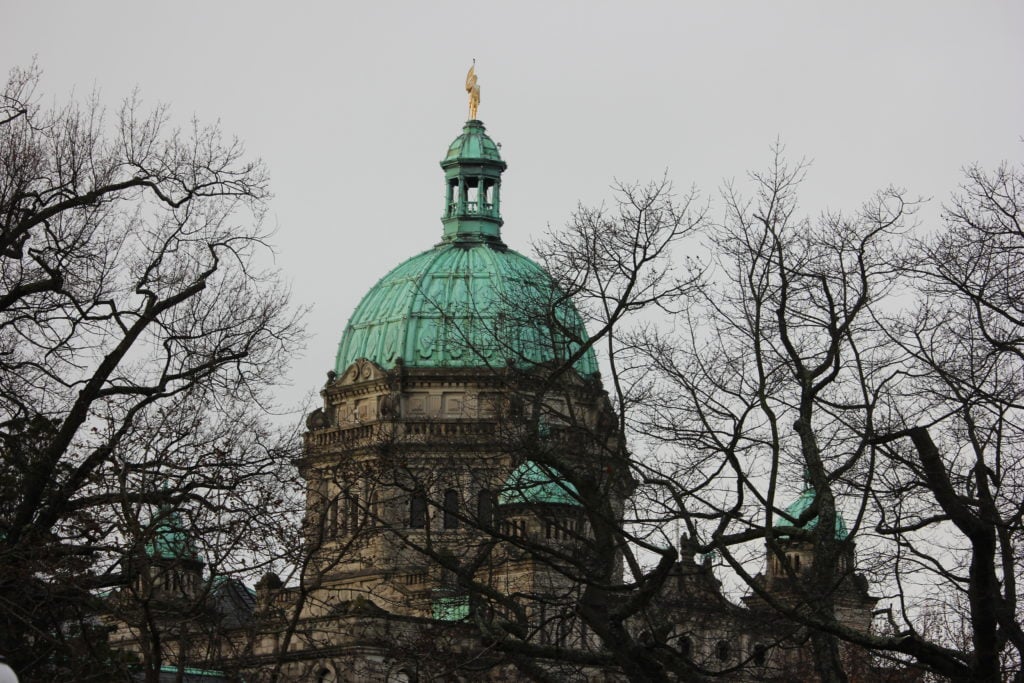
5,2 -> 1022,411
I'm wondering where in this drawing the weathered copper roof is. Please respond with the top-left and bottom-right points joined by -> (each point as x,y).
334,242 -> 599,376
499,461 -> 581,507
334,119 -> 598,377
776,488 -> 850,541
145,507 -> 200,561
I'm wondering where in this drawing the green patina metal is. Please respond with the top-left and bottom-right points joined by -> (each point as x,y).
158,665 -> 227,678
145,507 -> 201,562
443,119 -> 503,164
498,461 -> 580,507
441,119 -> 506,243
431,594 -> 470,622
775,488 -> 850,541
334,120 -> 599,378
334,243 -> 599,376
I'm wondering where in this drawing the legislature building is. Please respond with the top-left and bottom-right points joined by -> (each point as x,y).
108,77 -> 885,683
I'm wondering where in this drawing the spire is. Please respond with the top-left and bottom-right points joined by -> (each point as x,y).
440,66 -> 507,244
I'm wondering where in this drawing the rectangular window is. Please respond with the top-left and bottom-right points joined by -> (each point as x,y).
327,496 -> 338,536
443,489 -> 460,529
346,494 -> 359,532
476,490 -> 494,529
410,493 -> 427,529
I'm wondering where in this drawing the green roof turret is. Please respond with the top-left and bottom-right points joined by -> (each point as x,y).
776,487 -> 849,541
440,120 -> 507,244
145,507 -> 201,562
499,461 -> 581,507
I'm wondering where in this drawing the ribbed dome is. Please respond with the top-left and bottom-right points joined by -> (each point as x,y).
443,120 -> 503,164
334,242 -> 600,377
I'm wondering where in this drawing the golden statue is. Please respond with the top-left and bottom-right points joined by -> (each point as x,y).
465,62 -> 480,119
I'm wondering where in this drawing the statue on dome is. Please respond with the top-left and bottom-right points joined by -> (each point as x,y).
465,62 -> 480,120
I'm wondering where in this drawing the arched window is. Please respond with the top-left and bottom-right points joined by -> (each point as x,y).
752,643 -> 767,667
410,492 -> 427,529
679,635 -> 692,659
476,489 -> 494,528
443,489 -> 460,529
716,640 -> 731,662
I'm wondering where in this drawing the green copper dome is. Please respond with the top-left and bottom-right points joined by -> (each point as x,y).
334,120 -> 599,377
443,119 -> 504,164
499,461 -> 581,507
334,242 -> 599,376
145,508 -> 201,562
776,488 -> 850,541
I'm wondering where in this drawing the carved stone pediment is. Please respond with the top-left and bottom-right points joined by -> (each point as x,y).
335,358 -> 388,387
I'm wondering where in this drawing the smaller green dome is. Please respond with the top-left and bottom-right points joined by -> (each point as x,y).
776,488 -> 849,540
443,120 -> 504,164
499,461 -> 580,507
145,508 -> 201,562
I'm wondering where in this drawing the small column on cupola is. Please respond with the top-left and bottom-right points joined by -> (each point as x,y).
439,64 -> 508,245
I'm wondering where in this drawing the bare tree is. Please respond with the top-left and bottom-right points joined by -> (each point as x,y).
0,64 -> 304,681
276,151 -> 1024,683
868,159 -> 1024,682
605,153 -> 915,682
520,152 -> 1023,682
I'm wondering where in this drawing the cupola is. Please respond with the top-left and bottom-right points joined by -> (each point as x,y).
440,119 -> 507,244
136,505 -> 204,600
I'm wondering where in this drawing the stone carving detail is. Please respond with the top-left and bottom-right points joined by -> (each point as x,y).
336,358 -> 388,386
378,392 -> 401,419
306,408 -> 329,431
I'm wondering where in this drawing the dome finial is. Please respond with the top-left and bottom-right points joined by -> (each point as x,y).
465,60 -> 480,120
